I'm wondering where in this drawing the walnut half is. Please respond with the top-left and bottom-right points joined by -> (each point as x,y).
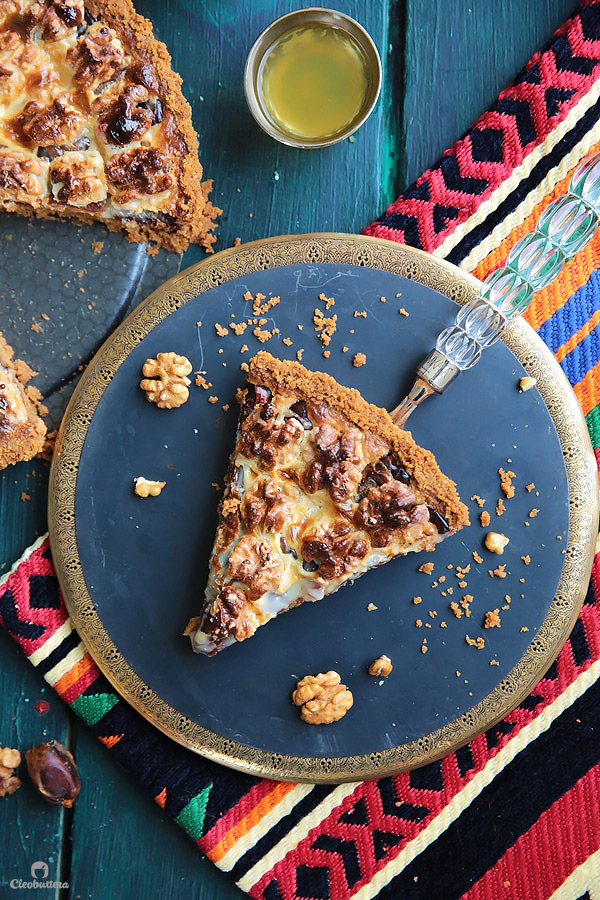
368,655 -> 393,677
0,746 -> 21,797
292,671 -> 353,724
140,352 -> 192,409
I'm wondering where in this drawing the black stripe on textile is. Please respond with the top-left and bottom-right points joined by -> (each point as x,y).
375,675 -> 600,900
229,785 -> 334,882
34,627 -> 81,677
446,95 -> 600,267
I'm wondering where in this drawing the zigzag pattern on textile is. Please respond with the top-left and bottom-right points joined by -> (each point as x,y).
2,540 -> 600,900
364,0 -> 600,255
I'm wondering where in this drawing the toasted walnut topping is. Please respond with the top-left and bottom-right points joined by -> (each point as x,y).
226,535 -> 285,598
368,655 -> 393,677
241,477 -> 299,532
17,94 -> 83,146
134,476 -> 165,498
24,0 -> 85,41
140,352 -> 192,409
292,671 -> 353,724
0,152 -> 43,195
201,586 -> 258,644
484,532 -> 509,554
0,746 -> 21,797
105,147 -> 173,200
67,22 -> 125,88
96,83 -> 153,146
301,520 -> 369,579
50,150 -> 107,206
519,376 -> 537,392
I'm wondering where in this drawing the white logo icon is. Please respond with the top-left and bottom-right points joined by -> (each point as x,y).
30,862 -> 48,880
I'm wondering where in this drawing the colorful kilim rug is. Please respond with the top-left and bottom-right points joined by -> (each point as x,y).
3,2 -> 600,898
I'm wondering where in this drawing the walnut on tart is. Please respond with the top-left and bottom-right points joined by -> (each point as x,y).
0,331 -> 46,469
0,0 -> 220,252
185,351 -> 469,655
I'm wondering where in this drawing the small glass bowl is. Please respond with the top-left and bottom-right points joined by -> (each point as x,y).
244,8 -> 382,149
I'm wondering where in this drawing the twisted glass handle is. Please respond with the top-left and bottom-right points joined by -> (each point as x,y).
436,152 -> 600,370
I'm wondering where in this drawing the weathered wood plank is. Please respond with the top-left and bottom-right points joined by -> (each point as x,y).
398,0 -> 577,193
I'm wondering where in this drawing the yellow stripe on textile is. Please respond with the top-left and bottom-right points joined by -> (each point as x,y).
547,845 -> 600,900
44,641 -> 86,687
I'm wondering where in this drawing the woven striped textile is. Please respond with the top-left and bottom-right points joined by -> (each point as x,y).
3,3 -> 600,897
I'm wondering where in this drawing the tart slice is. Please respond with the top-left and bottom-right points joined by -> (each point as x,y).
186,352 -> 469,655
0,0 -> 219,252
0,332 -> 46,469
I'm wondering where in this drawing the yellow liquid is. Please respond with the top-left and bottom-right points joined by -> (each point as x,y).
260,24 -> 370,141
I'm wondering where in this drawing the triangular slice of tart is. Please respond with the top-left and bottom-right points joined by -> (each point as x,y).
186,351 -> 469,655
0,332 -> 46,469
0,0 -> 219,252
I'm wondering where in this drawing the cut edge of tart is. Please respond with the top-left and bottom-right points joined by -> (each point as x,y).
0,331 -> 47,469
186,351 -> 469,656
0,0 -> 220,253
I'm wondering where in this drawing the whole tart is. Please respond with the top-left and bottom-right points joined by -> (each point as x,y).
0,331 -> 46,468
186,351 -> 469,655
0,0 -> 220,252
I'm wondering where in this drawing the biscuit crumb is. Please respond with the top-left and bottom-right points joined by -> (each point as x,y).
243,290 -> 253,301
471,494 -> 485,507
230,321 -> 247,336
496,498 -> 506,516
283,337 -> 293,346
520,626 -> 530,632
415,618 -> 423,627
367,602 -> 378,611
323,350 -> 330,358
413,596 -> 422,605
215,323 -> 228,337
525,483 -> 535,492
92,240 -> 104,255
195,375 -> 212,389
490,659 -> 500,666
528,508 -> 539,518
420,639 -> 428,654
368,655 -> 392,677
489,564 -> 507,579
313,307 -> 337,346
465,635 -> 485,649
480,510 -> 491,527
473,552 -> 483,564
353,353 -> 367,367
296,349 -> 304,362
521,555 -> 531,565
241,362 -> 249,372
342,346 -> 349,353
498,467 -> 515,498
20,491 -> 31,502
484,609 -> 501,628
208,396 -> 218,404
398,307 -> 409,317
253,326 -> 274,343
418,562 -> 434,574
353,310 -> 367,318
318,292 -> 335,310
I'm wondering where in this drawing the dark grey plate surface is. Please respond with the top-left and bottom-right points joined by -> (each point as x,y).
71,260 -> 570,762
0,216 -> 180,429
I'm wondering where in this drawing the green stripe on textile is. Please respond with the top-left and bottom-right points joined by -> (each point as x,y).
175,785 -> 212,840
585,406 -> 600,450
71,692 -> 119,726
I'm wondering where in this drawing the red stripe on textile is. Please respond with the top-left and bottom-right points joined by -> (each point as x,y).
199,778 -> 295,859
363,1 -> 600,252
0,538 -> 67,654
460,761 -> 600,900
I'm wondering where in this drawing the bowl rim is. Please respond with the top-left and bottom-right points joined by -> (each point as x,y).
243,7 -> 383,149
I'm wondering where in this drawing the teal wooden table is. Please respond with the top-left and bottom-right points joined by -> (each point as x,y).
0,1 -> 577,896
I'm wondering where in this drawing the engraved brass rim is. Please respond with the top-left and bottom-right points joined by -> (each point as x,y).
48,233 -> 599,783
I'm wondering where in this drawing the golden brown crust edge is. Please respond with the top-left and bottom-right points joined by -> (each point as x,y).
248,351 -> 470,531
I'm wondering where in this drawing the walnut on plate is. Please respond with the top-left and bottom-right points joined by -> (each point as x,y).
484,531 -> 510,554
133,476 -> 165,497
292,671 -> 353,724
368,655 -> 393,677
140,352 -> 192,409
0,746 -> 21,797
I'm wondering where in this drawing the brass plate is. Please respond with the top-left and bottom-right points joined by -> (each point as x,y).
49,234 -> 598,783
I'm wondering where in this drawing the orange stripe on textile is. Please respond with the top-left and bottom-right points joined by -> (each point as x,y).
154,786 -> 167,809
199,778 -> 297,859
208,782 -> 297,864
470,159 -> 600,333
554,307 -> 600,363
53,653 -> 97,704
460,761 -> 600,900
572,358 -> 600,417
99,734 -> 124,750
